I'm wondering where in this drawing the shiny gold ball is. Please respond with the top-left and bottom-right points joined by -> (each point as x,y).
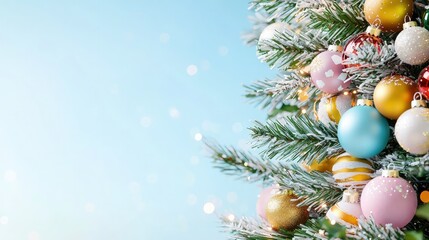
364,0 -> 414,32
265,193 -> 309,230
304,157 -> 337,173
373,75 -> 418,120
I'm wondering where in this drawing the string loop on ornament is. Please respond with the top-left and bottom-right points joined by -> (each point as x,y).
334,39 -> 342,46
371,18 -> 381,28
387,163 -> 396,170
414,92 -> 423,101
404,14 -> 412,23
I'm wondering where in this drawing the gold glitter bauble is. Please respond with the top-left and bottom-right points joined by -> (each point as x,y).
304,157 -> 337,173
265,193 -> 309,230
364,0 -> 414,32
373,75 -> 418,120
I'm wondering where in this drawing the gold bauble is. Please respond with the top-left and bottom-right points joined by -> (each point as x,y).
304,157 -> 337,173
265,192 -> 309,230
364,0 -> 414,32
373,75 -> 418,120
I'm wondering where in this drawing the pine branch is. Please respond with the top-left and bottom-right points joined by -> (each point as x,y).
344,42 -> 413,95
304,0 -> 367,41
249,0 -> 297,23
221,216 -> 294,240
272,164 -> 343,210
242,12 -> 273,46
257,29 -> 330,70
355,217 -> 405,240
204,140 -> 274,183
250,115 -> 343,164
376,150 -> 429,181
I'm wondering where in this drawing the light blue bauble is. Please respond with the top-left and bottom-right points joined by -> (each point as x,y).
337,105 -> 390,158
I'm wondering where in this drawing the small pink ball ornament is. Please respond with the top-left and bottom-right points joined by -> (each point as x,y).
310,45 -> 350,94
256,185 -> 279,219
361,169 -> 417,228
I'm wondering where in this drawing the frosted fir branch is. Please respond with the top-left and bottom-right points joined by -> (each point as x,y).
250,115 -> 343,164
221,216 -> 294,240
249,0 -> 297,23
355,217 -> 405,240
257,29 -> 331,70
303,0 -> 366,41
242,12 -> 273,46
344,42 -> 410,95
272,164 -> 342,210
204,140 -> 274,183
375,150 -> 429,181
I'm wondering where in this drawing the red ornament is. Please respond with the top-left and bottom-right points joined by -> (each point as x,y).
418,66 -> 429,99
342,26 -> 383,68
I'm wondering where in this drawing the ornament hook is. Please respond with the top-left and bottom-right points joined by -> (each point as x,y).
387,163 -> 396,170
404,14 -> 412,23
414,92 -> 423,101
371,18 -> 382,28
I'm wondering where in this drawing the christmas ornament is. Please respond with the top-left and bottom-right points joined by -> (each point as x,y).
326,189 -> 363,226
259,22 -> 289,43
418,66 -> 429,99
310,45 -> 349,94
364,0 -> 414,32
265,191 -> 309,230
256,185 -> 279,220
316,92 -> 357,125
424,9 -> 429,31
304,157 -> 337,173
342,26 -> 382,68
332,154 -> 374,189
337,99 -> 390,158
361,169 -> 417,228
395,21 -> 429,65
395,93 -> 429,155
373,74 -> 418,120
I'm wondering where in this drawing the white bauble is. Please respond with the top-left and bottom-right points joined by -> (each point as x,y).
259,22 -> 289,42
332,153 -> 374,189
317,94 -> 355,125
395,22 -> 429,65
326,190 -> 363,226
395,107 -> 429,154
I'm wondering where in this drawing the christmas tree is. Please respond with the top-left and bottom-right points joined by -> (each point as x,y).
205,0 -> 429,239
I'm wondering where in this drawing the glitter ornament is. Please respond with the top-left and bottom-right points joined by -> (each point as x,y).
418,66 -> 429,100
316,92 -> 357,125
259,22 -> 289,43
256,185 -> 279,220
265,191 -> 309,230
342,26 -> 382,68
310,45 -> 349,94
395,93 -> 429,155
373,75 -> 418,120
395,21 -> 429,65
364,0 -> 414,32
337,99 -> 390,158
361,169 -> 417,228
326,189 -> 363,226
332,154 -> 374,189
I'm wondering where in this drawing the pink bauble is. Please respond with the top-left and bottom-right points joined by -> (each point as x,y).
256,186 -> 279,219
361,175 -> 417,228
310,50 -> 349,94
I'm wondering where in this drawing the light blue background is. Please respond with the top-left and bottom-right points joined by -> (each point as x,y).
0,1 -> 273,239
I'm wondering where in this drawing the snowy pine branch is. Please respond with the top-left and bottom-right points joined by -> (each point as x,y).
242,12 -> 273,45
258,29 -> 330,70
376,150 -> 429,181
204,140 -> 274,183
355,217 -> 405,240
249,0 -> 297,23
250,115 -> 343,164
272,164 -> 342,210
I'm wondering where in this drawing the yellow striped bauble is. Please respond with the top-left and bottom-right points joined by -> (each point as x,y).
326,189 -> 363,226
332,154 -> 374,189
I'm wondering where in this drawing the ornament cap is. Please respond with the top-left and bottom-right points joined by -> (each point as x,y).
356,99 -> 373,107
382,169 -> 399,178
328,45 -> 343,52
411,93 -> 427,108
403,21 -> 418,29
365,26 -> 381,37
343,189 -> 359,203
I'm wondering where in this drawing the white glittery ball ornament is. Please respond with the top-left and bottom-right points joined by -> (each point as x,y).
259,22 -> 289,42
395,21 -> 429,65
316,92 -> 356,125
361,169 -> 417,228
395,93 -> 429,155
326,189 -> 363,226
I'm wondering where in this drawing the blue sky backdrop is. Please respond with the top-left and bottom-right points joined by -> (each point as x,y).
0,1 -> 274,239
